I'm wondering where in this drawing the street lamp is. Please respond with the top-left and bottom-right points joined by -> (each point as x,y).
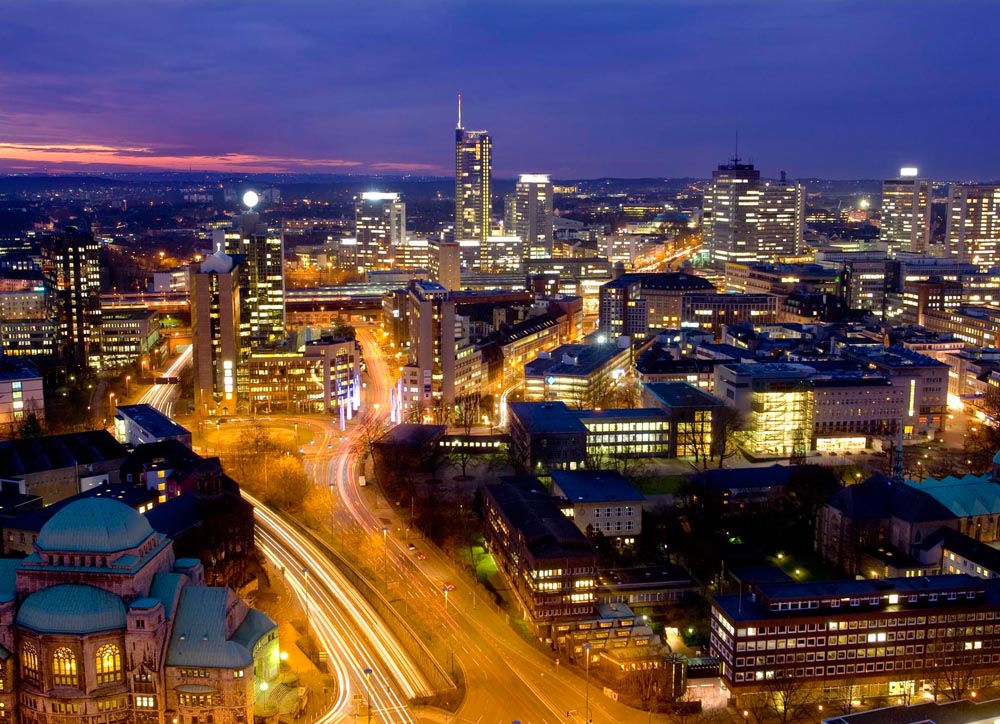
382,526 -> 388,592
362,667 -> 373,724
301,568 -> 309,630
125,375 -> 131,398
584,642 -> 593,723
443,585 -> 449,609
109,392 -> 116,414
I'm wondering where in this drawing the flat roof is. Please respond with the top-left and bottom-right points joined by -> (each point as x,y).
484,479 -> 595,561
0,356 -> 40,381
524,343 -> 628,378
508,401 -> 587,434
115,405 -> 190,438
550,469 -> 645,504
643,381 -> 724,408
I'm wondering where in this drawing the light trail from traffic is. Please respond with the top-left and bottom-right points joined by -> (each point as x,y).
137,344 -> 191,416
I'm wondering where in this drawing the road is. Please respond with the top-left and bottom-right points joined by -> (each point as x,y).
136,345 -> 191,416
315,328 -> 653,723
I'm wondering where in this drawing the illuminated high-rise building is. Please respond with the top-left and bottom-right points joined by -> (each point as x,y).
702,160 -> 804,265
506,174 -> 553,259
946,184 -> 1000,267
214,209 -> 285,345
40,228 -> 102,362
191,249 -> 246,416
881,168 -> 931,254
455,96 -> 492,242
354,191 -> 405,271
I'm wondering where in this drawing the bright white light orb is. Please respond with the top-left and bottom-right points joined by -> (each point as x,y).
899,167 -> 919,178
242,190 -> 259,208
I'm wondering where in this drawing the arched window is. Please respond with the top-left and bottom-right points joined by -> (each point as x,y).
52,647 -> 77,686
20,642 -> 39,680
95,644 -> 122,684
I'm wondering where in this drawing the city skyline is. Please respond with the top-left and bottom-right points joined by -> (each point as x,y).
1,1 -> 998,179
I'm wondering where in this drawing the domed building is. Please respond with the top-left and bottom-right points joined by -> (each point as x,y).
0,498 -> 278,724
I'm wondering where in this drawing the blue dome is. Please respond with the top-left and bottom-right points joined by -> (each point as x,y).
17,584 -> 126,634
36,498 -> 154,554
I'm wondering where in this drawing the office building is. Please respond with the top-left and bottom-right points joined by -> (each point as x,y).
506,174 -> 553,258
0,357 -> 44,430
702,161 -> 804,265
354,191 -> 405,270
0,496 -> 279,724
679,292 -> 778,339
550,470 -> 644,543
881,169 -> 932,254
710,574 -> 1000,708
455,98 -> 492,242
479,235 -> 525,274
190,250 -> 245,417
214,213 -> 285,345
98,309 -> 162,371
40,228 -> 102,363
0,320 -> 57,358
246,336 -> 360,416
946,184 -> 1000,267
523,342 -> 631,409
481,478 -> 597,637
599,272 -> 717,338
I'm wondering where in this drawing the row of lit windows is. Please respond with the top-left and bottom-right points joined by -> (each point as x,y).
20,643 -> 121,685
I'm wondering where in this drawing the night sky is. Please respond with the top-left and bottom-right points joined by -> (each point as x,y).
1,1 -> 996,179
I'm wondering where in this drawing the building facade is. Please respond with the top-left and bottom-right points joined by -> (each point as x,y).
881,172 -> 932,254
506,174 -> 553,258
946,184 -> 1000,267
40,229 -> 102,363
190,251 -> 245,417
215,214 -> 285,345
354,192 -> 405,271
455,103 -> 492,243
0,497 -> 278,724
0,358 -> 44,430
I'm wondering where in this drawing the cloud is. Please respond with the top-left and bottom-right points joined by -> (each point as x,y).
0,141 -> 442,174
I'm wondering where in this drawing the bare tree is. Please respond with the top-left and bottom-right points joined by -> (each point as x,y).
714,406 -> 746,469
742,675 -> 817,724
925,653 -> 995,702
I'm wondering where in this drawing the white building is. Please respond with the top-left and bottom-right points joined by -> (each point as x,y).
505,174 -> 553,259
355,191 -> 405,271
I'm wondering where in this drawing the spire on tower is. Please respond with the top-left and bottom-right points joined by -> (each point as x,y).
457,93 -> 463,130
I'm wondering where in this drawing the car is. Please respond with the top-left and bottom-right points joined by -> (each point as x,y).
444,582 -> 456,591
407,543 -> 417,551
327,443 -> 333,449
416,552 -> 426,560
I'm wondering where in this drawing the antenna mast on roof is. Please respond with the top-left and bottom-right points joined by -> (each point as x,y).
457,93 -> 463,130
733,129 -> 741,165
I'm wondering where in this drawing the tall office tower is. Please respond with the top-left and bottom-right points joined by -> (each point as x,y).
946,184 -> 1000,267
702,160 -> 804,265
214,211 -> 285,345
354,191 -> 405,271
507,174 -> 553,259
40,228 -> 102,362
881,168 -> 932,254
191,249 -> 245,416
455,96 -> 492,242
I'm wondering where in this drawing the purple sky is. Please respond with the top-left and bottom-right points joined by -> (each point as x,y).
0,1 -> 996,179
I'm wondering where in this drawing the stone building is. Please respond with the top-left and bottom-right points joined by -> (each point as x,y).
0,497 -> 278,724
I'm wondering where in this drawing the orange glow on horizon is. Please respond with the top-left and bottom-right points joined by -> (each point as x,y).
0,142 -> 441,174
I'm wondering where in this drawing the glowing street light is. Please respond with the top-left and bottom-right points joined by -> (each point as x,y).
584,642 -> 593,723
362,667 -> 373,724
125,375 -> 131,398
243,190 -> 259,209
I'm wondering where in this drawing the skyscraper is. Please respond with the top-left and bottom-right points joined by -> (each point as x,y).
455,96 -> 492,242
702,160 -> 804,265
191,249 -> 245,416
40,228 -> 102,363
881,168 -> 932,254
506,174 -> 554,259
946,184 -> 1000,267
354,191 -> 405,271
214,211 -> 285,345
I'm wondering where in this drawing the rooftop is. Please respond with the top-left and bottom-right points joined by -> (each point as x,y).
0,430 -> 127,478
524,343 -> 628,378
644,381 -> 725,409
0,356 -> 40,381
906,474 -> 1000,518
604,272 -> 716,293
116,404 -> 191,439
507,401 -> 587,434
484,478 -> 594,561
36,497 -> 155,554
550,469 -> 645,504
823,695 -> 1000,724
17,584 -> 127,634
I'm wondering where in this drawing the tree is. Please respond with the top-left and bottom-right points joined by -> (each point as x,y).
742,675 -> 817,724
450,396 -> 480,480
12,411 -> 45,439
925,652 -> 995,702
714,407 -> 745,469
